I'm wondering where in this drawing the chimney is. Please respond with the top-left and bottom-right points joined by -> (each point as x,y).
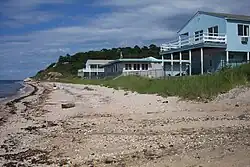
120,51 -> 123,59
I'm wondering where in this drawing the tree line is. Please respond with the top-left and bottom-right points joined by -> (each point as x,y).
35,44 -> 160,78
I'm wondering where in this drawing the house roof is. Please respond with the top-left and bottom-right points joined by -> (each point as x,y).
200,11 -> 250,21
101,56 -> 162,67
178,11 -> 250,33
86,59 -> 113,65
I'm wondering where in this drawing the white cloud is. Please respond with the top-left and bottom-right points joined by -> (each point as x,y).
1,0 -> 250,79
0,0 -> 72,27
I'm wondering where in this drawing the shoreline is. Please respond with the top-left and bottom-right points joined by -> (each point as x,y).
0,82 -> 37,105
0,82 -> 250,166
0,82 -> 39,127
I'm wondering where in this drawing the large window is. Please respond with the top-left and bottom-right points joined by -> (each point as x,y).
125,64 -> 132,70
238,24 -> 249,36
133,64 -> 140,70
208,26 -> 218,36
142,64 -> 149,70
195,30 -> 203,41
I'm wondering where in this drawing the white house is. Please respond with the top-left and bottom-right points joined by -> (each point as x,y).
78,59 -> 113,78
101,56 -> 188,78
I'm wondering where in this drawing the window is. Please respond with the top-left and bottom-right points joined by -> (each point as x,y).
125,64 -> 132,70
125,64 -> 128,70
195,30 -> 203,41
238,24 -> 249,36
209,60 -> 212,66
90,64 -> 97,68
129,64 -> 132,70
208,26 -> 218,36
244,25 -> 249,36
142,64 -> 148,70
182,32 -> 189,36
133,64 -> 140,70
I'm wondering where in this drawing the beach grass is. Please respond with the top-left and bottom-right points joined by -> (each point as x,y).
58,63 -> 250,100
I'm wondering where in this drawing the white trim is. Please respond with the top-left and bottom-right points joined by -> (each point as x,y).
161,33 -> 226,52
201,48 -> 204,75
171,53 -> 173,76
179,52 -> 182,76
247,52 -> 249,61
189,50 -> 192,76
226,51 -> 229,64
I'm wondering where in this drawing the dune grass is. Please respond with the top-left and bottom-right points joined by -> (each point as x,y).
58,63 -> 250,100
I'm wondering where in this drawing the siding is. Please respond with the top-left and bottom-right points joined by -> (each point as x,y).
226,20 -> 250,52
179,13 -> 226,37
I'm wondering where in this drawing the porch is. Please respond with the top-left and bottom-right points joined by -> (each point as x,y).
78,68 -> 105,79
160,33 -> 227,54
161,48 -> 250,76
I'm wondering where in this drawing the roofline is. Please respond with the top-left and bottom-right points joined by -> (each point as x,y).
86,59 -> 113,62
177,11 -> 200,34
225,18 -> 250,22
100,58 -> 163,67
177,11 -> 226,34
86,59 -> 113,65
178,11 -> 250,34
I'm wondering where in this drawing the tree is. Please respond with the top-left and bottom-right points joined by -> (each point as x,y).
142,46 -> 148,50
133,45 -> 141,54
35,44 -> 160,78
149,44 -> 157,50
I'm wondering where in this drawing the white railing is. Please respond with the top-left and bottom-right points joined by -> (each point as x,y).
161,33 -> 227,52
79,68 -> 105,73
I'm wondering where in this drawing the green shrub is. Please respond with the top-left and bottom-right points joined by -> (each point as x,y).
59,63 -> 250,100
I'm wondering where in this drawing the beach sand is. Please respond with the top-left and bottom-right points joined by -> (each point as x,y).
0,82 -> 250,166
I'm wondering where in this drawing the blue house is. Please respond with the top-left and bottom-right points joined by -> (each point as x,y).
160,11 -> 250,76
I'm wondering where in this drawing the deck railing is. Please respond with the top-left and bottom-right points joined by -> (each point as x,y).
160,33 -> 227,52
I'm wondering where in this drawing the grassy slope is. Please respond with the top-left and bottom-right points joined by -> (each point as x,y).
58,63 -> 250,100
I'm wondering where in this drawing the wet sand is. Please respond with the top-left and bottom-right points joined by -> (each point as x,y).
0,82 -> 250,167
0,82 -> 37,126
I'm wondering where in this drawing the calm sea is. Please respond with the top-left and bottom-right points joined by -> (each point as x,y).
0,80 -> 24,99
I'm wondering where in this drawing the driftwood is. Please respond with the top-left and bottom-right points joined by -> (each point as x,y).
61,103 -> 75,109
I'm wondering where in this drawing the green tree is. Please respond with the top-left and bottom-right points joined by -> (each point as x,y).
34,44 -> 160,78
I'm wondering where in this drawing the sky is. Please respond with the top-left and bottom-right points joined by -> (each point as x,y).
1,0 -> 250,80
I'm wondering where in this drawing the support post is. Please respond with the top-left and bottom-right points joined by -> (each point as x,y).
201,48 -> 204,75
161,55 -> 165,77
97,65 -> 99,78
171,53 -> 174,76
226,51 -> 229,65
247,52 -> 249,62
179,52 -> 182,76
189,50 -> 192,76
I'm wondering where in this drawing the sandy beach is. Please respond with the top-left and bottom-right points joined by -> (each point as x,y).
0,82 -> 250,167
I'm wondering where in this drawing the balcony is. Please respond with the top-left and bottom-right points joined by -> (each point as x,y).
160,33 -> 227,52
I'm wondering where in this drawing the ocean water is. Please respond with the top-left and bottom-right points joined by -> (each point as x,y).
0,80 -> 24,99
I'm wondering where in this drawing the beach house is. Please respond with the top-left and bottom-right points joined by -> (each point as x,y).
160,11 -> 250,76
78,59 -> 113,78
101,57 -> 167,78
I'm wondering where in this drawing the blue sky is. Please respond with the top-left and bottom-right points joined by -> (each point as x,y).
1,0 -> 250,80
